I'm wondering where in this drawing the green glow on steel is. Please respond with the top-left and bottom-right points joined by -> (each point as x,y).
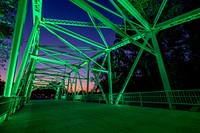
110,33 -> 145,51
30,55 -> 77,69
32,0 -> 42,24
44,24 -> 105,50
90,68 -> 108,73
93,72 -> 108,104
55,86 -> 60,99
27,58 -> 38,92
39,47 -> 86,61
151,33 -> 171,91
18,59 -> 34,96
155,8 -> 200,31
43,24 -> 106,70
153,0 -> 168,28
118,0 -> 150,30
115,48 -> 144,105
86,62 -> 90,94
4,0 -> 199,109
74,71 -> 78,97
88,0 -> 122,18
35,72 -> 68,77
70,0 -> 156,55
21,41 -> 41,97
109,0 -> 144,30
34,72 -> 67,77
34,79 -> 55,84
91,53 -> 108,103
107,52 -> 113,104
11,18 -> 40,96
24,74 -> 34,98
4,0 -> 28,97
36,68 -> 66,74
151,32 -> 172,109
43,18 -> 133,30
46,53 -> 77,66
27,82 -> 34,99
108,0 -> 153,50
79,52 -> 105,67
88,14 -> 109,48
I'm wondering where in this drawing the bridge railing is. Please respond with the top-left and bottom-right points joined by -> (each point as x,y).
0,96 -> 25,124
71,89 -> 200,106
112,89 -> 200,106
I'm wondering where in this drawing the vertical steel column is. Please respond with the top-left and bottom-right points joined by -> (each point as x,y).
4,0 -> 28,97
27,82 -> 34,100
73,71 -> 78,100
107,51 -> 113,104
86,61 -> 90,95
151,32 -> 173,109
55,86 -> 61,100
78,74 -> 85,99
66,76 -> 70,100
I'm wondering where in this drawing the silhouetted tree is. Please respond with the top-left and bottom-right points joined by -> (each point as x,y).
0,78 -> 5,95
0,0 -> 18,70
93,0 -> 200,93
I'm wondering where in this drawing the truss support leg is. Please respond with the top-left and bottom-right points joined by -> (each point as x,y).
107,52 -> 113,104
24,78 -> 33,103
27,84 -> 34,101
11,18 -> 39,96
93,72 -> 108,104
115,48 -> 144,105
86,61 -> 90,95
151,32 -> 173,109
55,86 -> 61,100
19,61 -> 34,97
3,0 -> 28,97
73,71 -> 78,100
66,77 -> 70,100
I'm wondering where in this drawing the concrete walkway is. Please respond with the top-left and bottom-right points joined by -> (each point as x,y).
0,100 -> 200,133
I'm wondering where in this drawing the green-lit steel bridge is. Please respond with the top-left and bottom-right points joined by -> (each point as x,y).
0,0 -> 200,132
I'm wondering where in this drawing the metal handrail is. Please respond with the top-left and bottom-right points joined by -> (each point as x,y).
72,89 -> 200,106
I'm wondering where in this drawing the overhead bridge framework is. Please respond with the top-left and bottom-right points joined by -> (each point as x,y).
3,0 -> 200,110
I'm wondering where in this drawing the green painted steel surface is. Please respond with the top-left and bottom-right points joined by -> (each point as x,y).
2,0 -> 200,112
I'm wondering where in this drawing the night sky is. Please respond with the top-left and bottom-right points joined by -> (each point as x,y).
1,0 -> 123,91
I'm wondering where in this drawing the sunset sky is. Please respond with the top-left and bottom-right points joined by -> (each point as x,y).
1,0 -> 123,91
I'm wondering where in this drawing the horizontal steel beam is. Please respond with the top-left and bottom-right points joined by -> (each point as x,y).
30,55 -> 77,69
155,8 -> 200,31
43,18 -> 133,30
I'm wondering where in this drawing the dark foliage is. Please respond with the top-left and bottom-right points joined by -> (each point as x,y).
0,78 -> 5,95
93,0 -> 200,93
0,0 -> 18,70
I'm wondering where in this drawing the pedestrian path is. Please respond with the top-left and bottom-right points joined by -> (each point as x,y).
0,100 -> 200,133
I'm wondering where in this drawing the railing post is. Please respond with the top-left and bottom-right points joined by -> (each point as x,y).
139,92 -> 143,107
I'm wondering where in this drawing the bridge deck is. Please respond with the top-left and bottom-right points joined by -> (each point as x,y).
0,100 -> 200,133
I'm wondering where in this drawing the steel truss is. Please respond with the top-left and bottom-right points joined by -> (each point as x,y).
3,0 -> 200,109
